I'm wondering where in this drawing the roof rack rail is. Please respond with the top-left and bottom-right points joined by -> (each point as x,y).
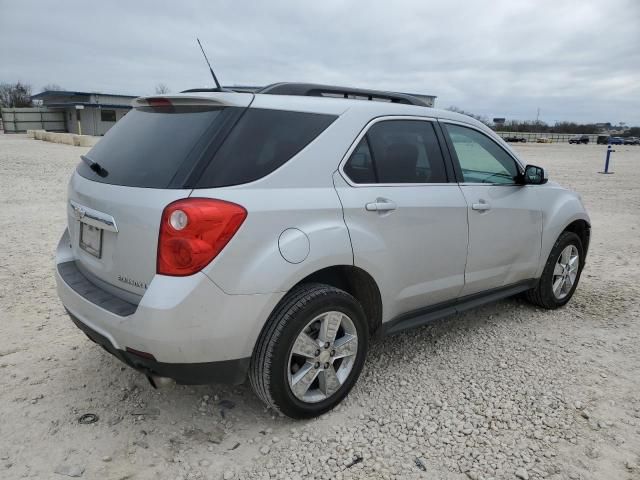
258,82 -> 431,107
181,86 -> 263,94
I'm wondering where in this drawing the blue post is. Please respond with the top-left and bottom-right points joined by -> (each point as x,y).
600,145 -> 615,174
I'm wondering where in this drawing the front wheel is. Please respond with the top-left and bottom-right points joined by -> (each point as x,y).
526,231 -> 584,309
249,283 -> 368,419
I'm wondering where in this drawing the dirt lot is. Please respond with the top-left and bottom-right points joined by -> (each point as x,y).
1,134 -> 639,480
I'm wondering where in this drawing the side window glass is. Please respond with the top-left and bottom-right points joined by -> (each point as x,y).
196,109 -> 336,188
344,137 -> 376,183
367,120 -> 447,183
445,124 -> 519,184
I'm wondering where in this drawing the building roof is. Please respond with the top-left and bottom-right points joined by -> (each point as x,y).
45,103 -> 133,109
31,90 -> 139,99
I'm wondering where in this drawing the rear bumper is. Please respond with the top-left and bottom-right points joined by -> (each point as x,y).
68,310 -> 249,384
55,228 -> 284,381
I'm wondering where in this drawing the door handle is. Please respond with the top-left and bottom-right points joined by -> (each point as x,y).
472,201 -> 491,211
365,199 -> 397,212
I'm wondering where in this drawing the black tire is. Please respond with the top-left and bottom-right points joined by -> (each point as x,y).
526,231 -> 584,309
249,283 -> 369,419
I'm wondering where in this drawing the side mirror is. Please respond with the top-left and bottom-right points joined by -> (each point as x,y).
522,164 -> 548,185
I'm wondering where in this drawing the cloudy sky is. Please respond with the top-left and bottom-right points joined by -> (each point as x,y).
1,0 -> 639,124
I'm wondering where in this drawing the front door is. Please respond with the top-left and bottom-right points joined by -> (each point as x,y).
441,122 -> 542,296
334,118 -> 469,321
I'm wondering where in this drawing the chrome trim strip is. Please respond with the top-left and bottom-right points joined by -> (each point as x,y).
69,200 -> 118,233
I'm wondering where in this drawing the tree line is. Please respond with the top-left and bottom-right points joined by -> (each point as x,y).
494,120 -> 603,134
446,106 -> 638,136
0,82 -> 33,108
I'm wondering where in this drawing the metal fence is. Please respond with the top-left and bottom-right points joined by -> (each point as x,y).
495,132 -> 600,144
0,107 -> 65,133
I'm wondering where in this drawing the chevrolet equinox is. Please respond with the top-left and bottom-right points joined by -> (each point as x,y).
55,83 -> 591,418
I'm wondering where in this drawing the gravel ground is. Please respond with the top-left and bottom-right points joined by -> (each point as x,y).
1,134 -> 639,480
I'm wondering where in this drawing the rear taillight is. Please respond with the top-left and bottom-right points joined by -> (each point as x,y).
157,198 -> 247,276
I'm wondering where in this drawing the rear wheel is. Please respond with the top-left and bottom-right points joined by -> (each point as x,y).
526,231 -> 584,309
249,283 -> 368,419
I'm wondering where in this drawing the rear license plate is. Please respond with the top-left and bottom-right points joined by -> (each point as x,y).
79,222 -> 103,258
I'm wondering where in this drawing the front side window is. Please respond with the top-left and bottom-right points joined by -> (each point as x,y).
343,120 -> 447,184
444,124 -> 519,184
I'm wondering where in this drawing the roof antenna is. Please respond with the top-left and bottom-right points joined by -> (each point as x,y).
197,38 -> 223,90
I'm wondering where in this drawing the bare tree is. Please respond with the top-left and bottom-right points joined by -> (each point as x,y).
155,83 -> 171,94
0,82 -> 33,108
41,83 -> 65,92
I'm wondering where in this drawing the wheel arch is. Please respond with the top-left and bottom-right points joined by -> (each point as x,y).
255,265 -> 383,349
537,212 -> 591,279
290,265 -> 383,337
535,185 -> 591,279
562,219 -> 591,258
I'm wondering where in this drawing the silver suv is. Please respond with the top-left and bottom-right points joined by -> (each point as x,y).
55,83 -> 590,418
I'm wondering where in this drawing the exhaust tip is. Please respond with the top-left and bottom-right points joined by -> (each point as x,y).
147,375 -> 175,389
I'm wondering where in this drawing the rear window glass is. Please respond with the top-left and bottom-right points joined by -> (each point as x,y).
196,109 -> 337,188
343,138 -> 377,183
77,107 -> 234,188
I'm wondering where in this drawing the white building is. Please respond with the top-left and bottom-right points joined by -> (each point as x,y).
30,90 -> 137,136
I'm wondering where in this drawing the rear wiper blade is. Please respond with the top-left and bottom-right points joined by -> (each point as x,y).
81,155 -> 108,178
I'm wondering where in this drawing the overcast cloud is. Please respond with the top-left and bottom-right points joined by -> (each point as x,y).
1,0 -> 639,124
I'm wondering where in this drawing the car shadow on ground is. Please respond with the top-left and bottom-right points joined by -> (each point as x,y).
59,280 -> 625,446
63,294 -> 532,426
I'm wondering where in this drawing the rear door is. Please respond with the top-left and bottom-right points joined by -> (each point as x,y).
67,94 -> 252,301
334,117 -> 469,321
440,122 -> 542,296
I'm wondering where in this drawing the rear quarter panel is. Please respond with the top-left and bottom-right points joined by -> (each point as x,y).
196,186 -> 354,294
193,111 -> 368,295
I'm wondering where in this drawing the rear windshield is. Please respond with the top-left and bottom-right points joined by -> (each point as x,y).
77,106 -> 336,189
77,107 -> 236,188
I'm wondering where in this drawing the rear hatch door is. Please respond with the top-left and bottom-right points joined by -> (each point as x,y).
67,93 -> 252,301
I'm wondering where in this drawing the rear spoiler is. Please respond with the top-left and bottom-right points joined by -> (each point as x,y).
132,92 -> 253,109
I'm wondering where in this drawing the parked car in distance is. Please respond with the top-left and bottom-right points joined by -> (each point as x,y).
504,135 -> 527,143
623,137 -> 639,145
569,135 -> 589,144
597,135 -> 610,145
55,83 -> 591,418
536,136 -> 552,143
609,137 -> 624,145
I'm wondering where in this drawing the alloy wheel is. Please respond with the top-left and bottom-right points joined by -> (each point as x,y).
287,311 -> 358,403
552,245 -> 580,299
